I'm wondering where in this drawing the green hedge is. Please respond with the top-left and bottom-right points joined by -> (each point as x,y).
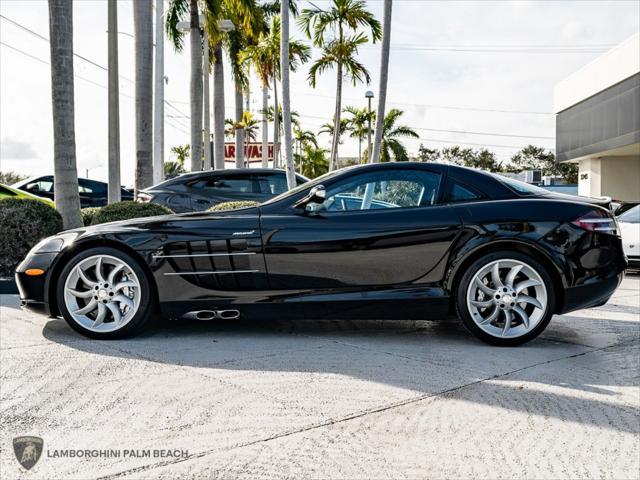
208,201 -> 260,212
0,198 -> 63,277
81,207 -> 101,226
91,201 -> 173,225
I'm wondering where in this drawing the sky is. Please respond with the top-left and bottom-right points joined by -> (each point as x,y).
0,0 -> 639,186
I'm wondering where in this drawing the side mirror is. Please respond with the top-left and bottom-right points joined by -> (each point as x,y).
293,185 -> 326,210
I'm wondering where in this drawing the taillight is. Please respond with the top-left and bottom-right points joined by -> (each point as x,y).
137,192 -> 152,203
572,210 -> 618,235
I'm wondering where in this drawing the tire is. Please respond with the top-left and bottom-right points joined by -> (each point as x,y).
455,250 -> 555,346
56,247 -> 154,339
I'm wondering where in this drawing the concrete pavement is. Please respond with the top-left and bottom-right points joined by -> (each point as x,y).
1,277 -> 638,479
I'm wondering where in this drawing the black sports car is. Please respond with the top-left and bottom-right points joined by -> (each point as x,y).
13,175 -> 133,208
138,168 -> 308,212
16,162 -> 626,346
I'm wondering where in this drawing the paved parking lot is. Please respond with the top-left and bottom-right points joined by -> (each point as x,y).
1,277 -> 638,479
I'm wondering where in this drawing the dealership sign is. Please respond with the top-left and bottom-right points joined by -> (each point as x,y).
224,143 -> 274,163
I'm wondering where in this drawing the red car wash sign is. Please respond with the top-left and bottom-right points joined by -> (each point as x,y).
225,143 -> 274,164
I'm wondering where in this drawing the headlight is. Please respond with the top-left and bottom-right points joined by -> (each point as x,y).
31,232 -> 80,254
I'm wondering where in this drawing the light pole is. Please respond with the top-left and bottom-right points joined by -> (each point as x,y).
365,90 -> 374,161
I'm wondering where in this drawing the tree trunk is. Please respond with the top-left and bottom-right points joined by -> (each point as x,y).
371,0 -> 392,164
133,0 -> 154,192
261,84 -> 268,168
189,0 -> 202,171
329,61 -> 342,171
212,42 -> 225,170
152,0 -> 164,184
202,32 -> 211,170
280,0 -> 295,189
48,0 -> 82,229
234,82 -> 245,168
107,0 -> 121,204
272,70 -> 279,168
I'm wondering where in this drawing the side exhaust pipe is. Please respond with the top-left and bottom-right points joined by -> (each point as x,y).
183,309 -> 240,321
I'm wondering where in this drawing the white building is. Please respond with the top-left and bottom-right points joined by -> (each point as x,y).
554,33 -> 640,201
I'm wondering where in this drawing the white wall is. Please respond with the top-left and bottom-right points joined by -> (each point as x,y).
579,156 -> 640,200
554,33 -> 640,113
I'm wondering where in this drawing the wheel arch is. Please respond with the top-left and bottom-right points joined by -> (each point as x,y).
445,239 -> 566,314
46,238 -> 159,318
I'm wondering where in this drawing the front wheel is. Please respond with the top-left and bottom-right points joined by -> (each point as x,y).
456,251 -> 555,346
56,247 -> 154,339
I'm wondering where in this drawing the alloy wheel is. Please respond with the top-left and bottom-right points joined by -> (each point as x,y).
466,259 -> 547,339
63,254 -> 141,333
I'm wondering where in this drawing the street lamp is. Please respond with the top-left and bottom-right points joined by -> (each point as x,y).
365,90 -> 374,161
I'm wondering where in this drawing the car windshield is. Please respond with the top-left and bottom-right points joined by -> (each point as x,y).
494,174 -> 549,195
260,169 -> 347,205
618,205 -> 640,223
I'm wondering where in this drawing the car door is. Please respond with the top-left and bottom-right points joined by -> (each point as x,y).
259,166 -> 462,318
79,179 -> 108,207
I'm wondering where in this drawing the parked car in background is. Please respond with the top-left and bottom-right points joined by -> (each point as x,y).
0,182 -> 55,207
618,204 -> 639,269
137,169 -> 308,213
612,200 -> 639,217
13,175 -> 133,208
17,163 -> 626,346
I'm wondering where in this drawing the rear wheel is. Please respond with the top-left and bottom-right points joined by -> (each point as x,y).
56,247 -> 154,339
456,251 -> 555,346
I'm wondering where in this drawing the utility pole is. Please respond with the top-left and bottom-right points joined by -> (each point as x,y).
107,0 -> 121,203
153,0 -> 164,184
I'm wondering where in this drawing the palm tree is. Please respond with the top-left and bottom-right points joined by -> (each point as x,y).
240,15 -> 310,169
279,0 -> 295,188
133,0 -> 154,192
299,0 -> 381,171
344,105 -> 372,163
293,127 -> 317,158
319,118 -> 349,144
48,0 -> 82,229
167,0 -> 262,170
370,0 -> 392,164
373,109 -> 418,162
107,0 -> 121,203
296,145 -> 329,178
164,144 -> 189,178
263,105 -> 301,134
242,111 -> 260,142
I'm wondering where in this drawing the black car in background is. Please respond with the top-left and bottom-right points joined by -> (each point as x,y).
138,168 -> 308,212
13,175 -> 133,208
16,162 -> 626,346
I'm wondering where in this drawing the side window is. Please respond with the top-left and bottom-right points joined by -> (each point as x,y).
255,174 -> 288,195
447,181 -> 482,203
317,169 -> 441,212
25,179 -> 53,193
205,175 -> 254,193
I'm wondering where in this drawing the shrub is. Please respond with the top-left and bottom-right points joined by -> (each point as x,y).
0,198 -> 63,277
91,201 -> 173,225
208,201 -> 260,212
81,207 -> 101,226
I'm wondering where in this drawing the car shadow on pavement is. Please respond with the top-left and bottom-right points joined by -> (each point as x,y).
39,307 -> 640,434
